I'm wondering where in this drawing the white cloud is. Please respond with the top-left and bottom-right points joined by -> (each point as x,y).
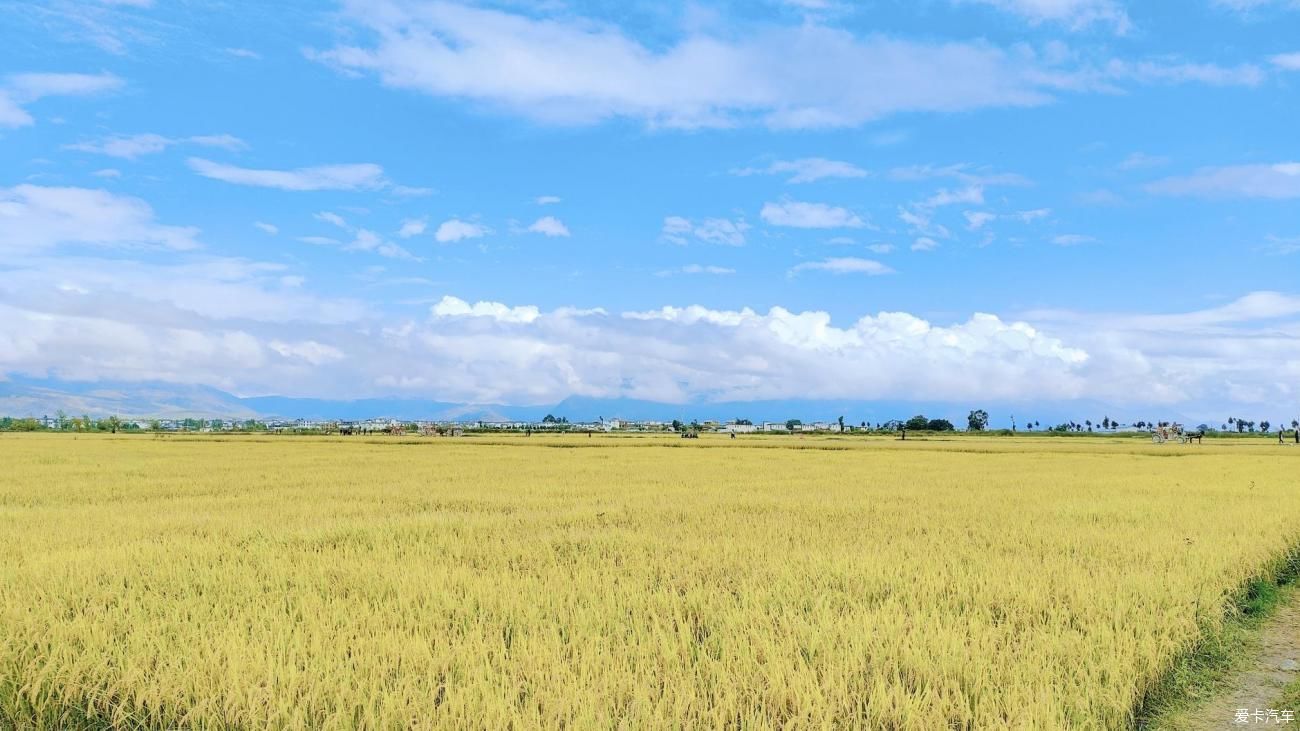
536,195 -> 562,205
188,158 -> 388,191
67,133 -> 172,159
1052,234 -> 1096,245
1146,162 -> 1300,199
681,264 -> 735,275
0,72 -> 123,128
734,157 -> 868,183
898,208 -> 951,239
964,208 -> 1049,230
269,340 -> 345,365
0,184 -> 199,253
1118,152 -> 1170,170
761,200 -> 864,228
526,216 -> 571,237
1213,0 -> 1300,13
889,163 -> 1031,187
309,1 -> 1084,130
254,221 -> 279,235
435,218 -> 490,243
1014,208 -> 1051,222
92,168 -> 121,179
866,243 -> 896,254
187,134 -> 246,150
1262,235 -> 1300,255
911,237 -> 939,251
431,295 -> 539,323
957,0 -> 1131,33
965,211 -> 997,230
1272,53 -> 1300,70
919,185 -> 984,209
661,216 -> 749,245
790,257 -> 894,275
1104,59 -> 1265,87
4,268 -> 1300,413
391,185 -> 435,197
345,229 -> 415,259
302,212 -> 415,259
397,218 -> 427,238
315,211 -> 348,229
225,47 -> 262,60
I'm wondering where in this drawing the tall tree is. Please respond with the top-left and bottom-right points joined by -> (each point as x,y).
966,409 -> 989,432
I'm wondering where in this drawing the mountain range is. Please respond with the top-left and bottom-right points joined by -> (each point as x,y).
0,376 -> 1236,429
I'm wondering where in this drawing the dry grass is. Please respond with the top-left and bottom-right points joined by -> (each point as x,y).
1,433 -> 1298,729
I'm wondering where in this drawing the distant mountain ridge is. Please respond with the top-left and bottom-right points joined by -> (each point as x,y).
0,376 -> 1214,429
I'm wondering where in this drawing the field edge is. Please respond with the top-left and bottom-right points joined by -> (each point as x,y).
1136,543 -> 1300,729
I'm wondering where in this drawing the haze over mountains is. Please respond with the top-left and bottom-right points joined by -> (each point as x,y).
0,376 -> 1234,430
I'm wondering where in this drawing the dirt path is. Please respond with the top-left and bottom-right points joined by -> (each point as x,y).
1164,598 -> 1300,729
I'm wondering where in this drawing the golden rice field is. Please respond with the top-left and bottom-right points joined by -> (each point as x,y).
1,433 -> 1299,729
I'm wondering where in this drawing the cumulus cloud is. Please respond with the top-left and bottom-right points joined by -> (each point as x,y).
254,221 -> 278,235
535,195 -> 562,205
0,72 -> 123,128
911,237 -> 939,251
790,257 -> 894,275
761,200 -> 864,228
188,158 -> 389,191
661,216 -> 749,245
733,157 -> 868,183
3,258 -> 1299,412
1146,162 -> 1300,199
431,295 -> 539,323
0,184 -> 200,253
526,216 -> 570,237
435,218 -> 490,243
1272,53 -> 1300,71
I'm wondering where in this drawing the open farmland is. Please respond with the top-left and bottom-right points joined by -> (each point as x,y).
1,433 -> 1298,729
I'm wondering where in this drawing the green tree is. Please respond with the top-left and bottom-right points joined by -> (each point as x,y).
926,418 -> 955,432
106,415 -> 122,434
837,415 -> 845,432
785,419 -> 802,431
905,415 -> 929,431
966,409 -> 989,432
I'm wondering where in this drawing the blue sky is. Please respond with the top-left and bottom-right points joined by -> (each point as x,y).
2,0 -> 1299,418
